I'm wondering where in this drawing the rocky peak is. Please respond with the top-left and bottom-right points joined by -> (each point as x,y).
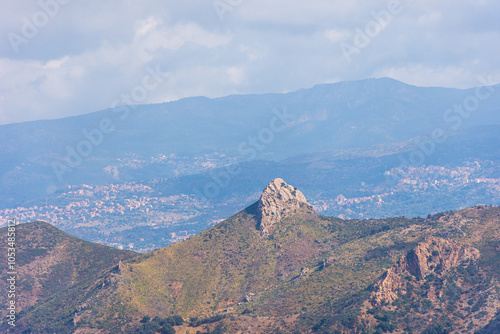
256,178 -> 313,236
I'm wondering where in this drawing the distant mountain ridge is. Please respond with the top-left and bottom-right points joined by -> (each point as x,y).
1,77 -> 499,208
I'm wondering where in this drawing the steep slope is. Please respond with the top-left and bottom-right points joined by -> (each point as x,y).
74,179 -> 320,326
363,237 -> 498,333
8,180 -> 500,333
292,206 -> 500,334
0,221 -> 136,333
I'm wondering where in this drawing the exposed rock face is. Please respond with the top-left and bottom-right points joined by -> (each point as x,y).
257,178 -> 313,236
299,267 -> 310,277
371,237 -> 480,306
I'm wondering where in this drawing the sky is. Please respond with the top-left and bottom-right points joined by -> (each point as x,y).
0,0 -> 499,125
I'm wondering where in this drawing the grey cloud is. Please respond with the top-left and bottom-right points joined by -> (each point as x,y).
0,0 -> 499,124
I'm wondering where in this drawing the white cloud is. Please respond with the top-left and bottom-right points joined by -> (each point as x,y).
238,44 -> 266,62
226,66 -> 245,84
135,17 -> 161,37
416,12 -> 442,28
324,29 -> 351,43
0,0 -> 499,124
135,18 -> 232,53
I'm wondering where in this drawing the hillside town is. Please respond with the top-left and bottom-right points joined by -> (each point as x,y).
1,163 -> 498,251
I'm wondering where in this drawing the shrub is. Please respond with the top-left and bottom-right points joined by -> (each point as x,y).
159,324 -> 176,334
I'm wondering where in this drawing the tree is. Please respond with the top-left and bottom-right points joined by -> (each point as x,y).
159,324 -> 176,334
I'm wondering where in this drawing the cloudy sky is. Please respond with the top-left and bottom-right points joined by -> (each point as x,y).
1,0 -> 499,125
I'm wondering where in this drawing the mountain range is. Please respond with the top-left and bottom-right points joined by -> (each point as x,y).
2,179 -> 499,333
1,77 -> 499,209
1,78 -> 499,252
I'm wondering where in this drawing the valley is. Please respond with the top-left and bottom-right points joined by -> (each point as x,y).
2,158 -> 498,252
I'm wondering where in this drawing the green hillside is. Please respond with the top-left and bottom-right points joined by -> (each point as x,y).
5,180 -> 500,333
0,221 -> 136,333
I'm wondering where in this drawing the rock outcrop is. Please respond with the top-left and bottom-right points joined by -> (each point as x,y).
371,237 -> 480,306
256,178 -> 313,236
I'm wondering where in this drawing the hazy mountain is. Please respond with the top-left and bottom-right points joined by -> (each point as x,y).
6,180 -> 500,333
158,124 -> 500,206
1,78 -> 499,208
4,124 -> 498,252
